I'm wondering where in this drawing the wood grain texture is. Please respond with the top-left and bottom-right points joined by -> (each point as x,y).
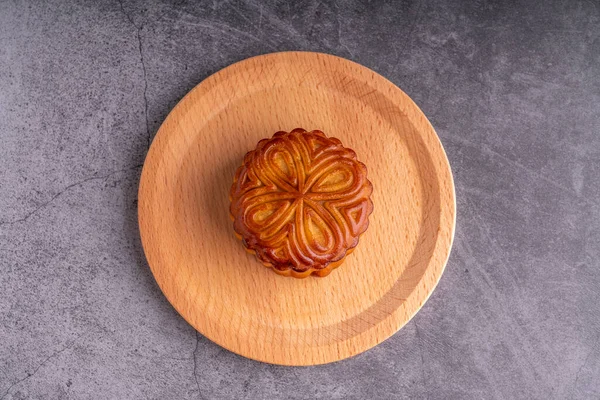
138,51 -> 456,366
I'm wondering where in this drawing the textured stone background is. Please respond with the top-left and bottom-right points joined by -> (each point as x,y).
1,0 -> 599,399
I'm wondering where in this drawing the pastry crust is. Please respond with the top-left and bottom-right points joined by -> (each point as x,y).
230,128 -> 373,278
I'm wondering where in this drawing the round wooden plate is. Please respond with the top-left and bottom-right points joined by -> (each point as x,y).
138,52 -> 455,366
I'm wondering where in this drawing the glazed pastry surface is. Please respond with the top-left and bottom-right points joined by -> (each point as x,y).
230,128 -> 373,278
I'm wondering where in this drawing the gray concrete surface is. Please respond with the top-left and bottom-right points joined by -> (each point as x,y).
1,0 -> 599,398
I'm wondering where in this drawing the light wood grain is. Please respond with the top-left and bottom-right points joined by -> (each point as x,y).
138,51 -> 456,366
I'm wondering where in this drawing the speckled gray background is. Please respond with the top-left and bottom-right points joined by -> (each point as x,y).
1,0 -> 599,399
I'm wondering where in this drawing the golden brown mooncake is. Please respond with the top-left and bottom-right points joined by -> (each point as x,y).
229,128 -> 374,278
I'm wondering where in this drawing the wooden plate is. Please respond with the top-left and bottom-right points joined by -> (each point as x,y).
138,52 -> 455,366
